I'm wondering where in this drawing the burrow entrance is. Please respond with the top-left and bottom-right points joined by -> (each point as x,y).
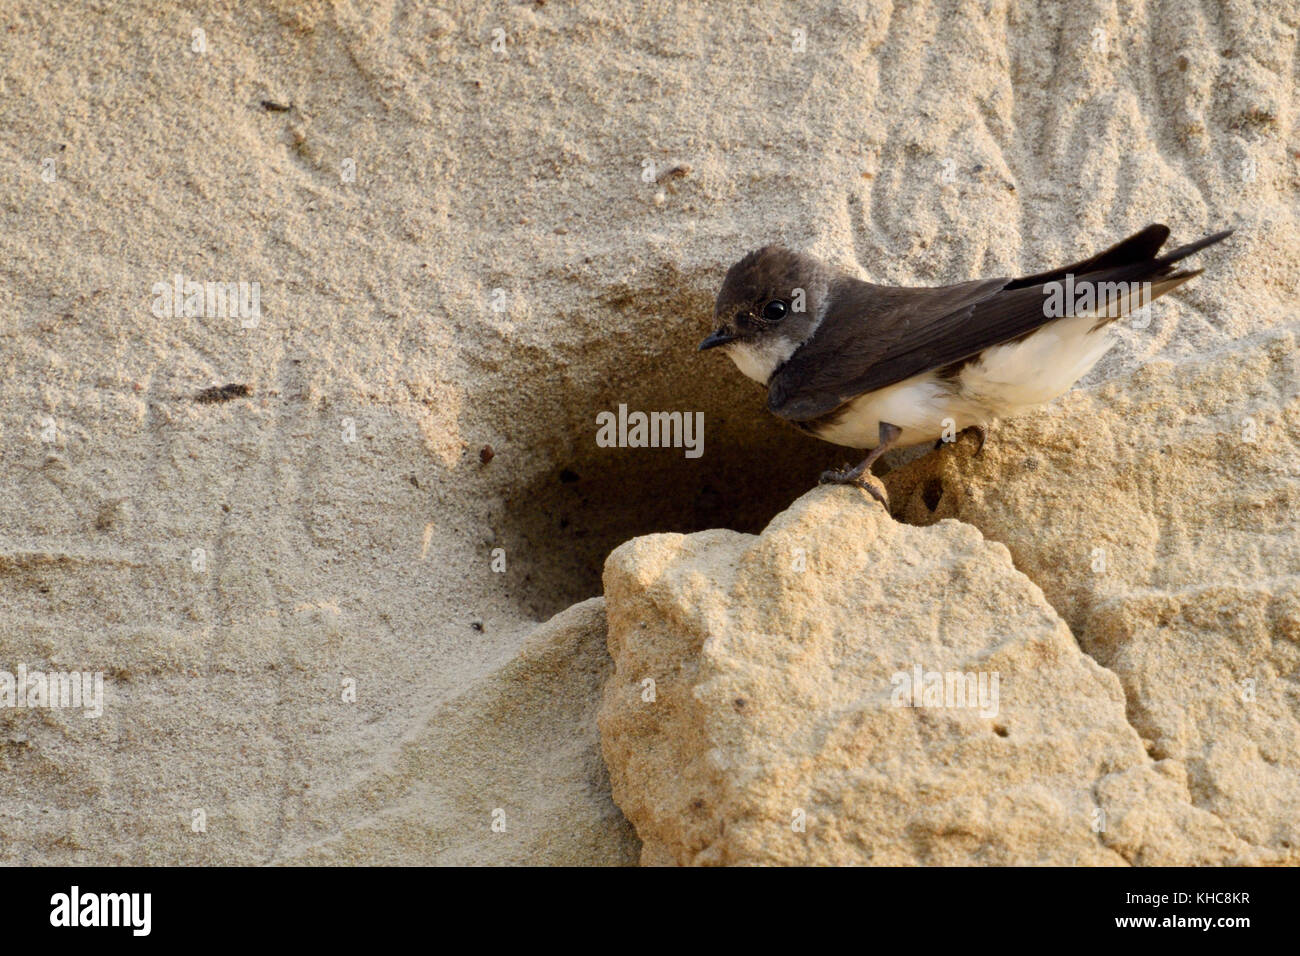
500,411 -> 841,620
476,259 -> 932,622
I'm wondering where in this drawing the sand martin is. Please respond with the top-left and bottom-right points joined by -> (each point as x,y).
700,224 -> 1232,505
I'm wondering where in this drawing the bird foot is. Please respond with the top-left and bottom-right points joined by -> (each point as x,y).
818,467 -> 889,509
934,424 -> 988,457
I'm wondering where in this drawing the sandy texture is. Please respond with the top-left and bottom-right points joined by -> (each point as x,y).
883,324 -> 1300,857
282,597 -> 636,865
0,1 -> 1294,863
598,488 -> 1259,865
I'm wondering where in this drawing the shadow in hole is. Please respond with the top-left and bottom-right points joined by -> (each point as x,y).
483,256 -> 917,620
498,411 -> 840,620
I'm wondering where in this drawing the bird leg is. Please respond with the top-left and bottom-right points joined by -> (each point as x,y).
819,421 -> 903,507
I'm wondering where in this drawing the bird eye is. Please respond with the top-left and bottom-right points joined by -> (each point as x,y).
762,299 -> 788,321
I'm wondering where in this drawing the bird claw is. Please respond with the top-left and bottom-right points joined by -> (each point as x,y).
818,469 -> 889,509
964,424 -> 988,457
819,465 -> 855,485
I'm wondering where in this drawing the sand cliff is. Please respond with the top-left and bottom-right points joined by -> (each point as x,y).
0,0 -> 1295,864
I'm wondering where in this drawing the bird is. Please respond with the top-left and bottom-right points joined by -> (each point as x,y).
699,224 -> 1232,507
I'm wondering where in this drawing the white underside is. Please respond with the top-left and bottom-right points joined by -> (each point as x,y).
793,312 -> 1119,448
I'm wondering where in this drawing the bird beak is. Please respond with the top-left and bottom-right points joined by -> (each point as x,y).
698,329 -> 737,351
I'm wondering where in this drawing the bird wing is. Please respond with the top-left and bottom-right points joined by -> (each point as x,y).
767,224 -> 1228,422
766,275 -> 1014,422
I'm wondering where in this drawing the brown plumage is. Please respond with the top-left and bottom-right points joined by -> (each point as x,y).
700,224 -> 1234,506
764,225 -> 1232,422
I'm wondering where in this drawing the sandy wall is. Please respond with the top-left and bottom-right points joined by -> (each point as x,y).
0,0 -> 1295,863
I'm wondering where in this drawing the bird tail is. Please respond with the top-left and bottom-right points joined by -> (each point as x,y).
1155,228 -> 1235,267
1080,227 -> 1232,324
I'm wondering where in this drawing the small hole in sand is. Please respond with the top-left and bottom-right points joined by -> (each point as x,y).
921,477 -> 945,512
487,268 -> 934,620
501,435 -> 830,619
